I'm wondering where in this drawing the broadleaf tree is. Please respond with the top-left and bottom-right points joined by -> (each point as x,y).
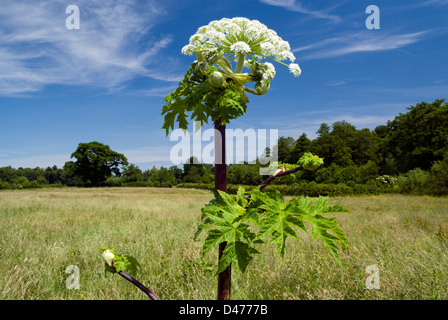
66,141 -> 128,186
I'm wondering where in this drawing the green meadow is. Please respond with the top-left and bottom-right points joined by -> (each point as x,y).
0,187 -> 447,300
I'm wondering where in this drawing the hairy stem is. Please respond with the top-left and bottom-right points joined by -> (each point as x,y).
215,117 -> 231,300
259,165 -> 304,191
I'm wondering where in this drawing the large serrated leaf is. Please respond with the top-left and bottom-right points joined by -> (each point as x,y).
217,241 -> 260,274
302,214 -> 348,263
257,206 -> 304,261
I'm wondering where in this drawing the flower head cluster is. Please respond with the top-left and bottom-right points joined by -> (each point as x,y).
181,17 -> 300,78
288,63 -> 301,77
230,41 -> 252,55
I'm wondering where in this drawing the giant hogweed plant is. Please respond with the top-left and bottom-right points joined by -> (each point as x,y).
102,17 -> 348,300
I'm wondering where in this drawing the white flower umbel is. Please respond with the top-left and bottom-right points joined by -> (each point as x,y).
288,63 -> 301,77
182,17 -> 299,78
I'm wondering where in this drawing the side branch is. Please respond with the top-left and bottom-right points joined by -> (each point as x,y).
259,165 -> 304,191
107,265 -> 160,300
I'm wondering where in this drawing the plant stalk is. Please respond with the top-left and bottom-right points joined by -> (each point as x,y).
108,265 -> 160,300
259,165 -> 304,191
234,54 -> 245,74
214,117 -> 231,300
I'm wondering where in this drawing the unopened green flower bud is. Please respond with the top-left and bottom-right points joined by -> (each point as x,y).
297,152 -> 324,171
255,80 -> 270,95
208,71 -> 226,88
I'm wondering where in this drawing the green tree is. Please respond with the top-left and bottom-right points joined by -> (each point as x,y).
15,176 -> 31,189
122,164 -> 143,183
183,166 -> 201,183
430,152 -> 448,195
169,166 -> 184,183
316,123 -> 331,136
286,133 -> 311,164
158,166 -> 176,186
386,99 -> 448,172
44,166 -> 62,184
0,166 -> 18,183
273,137 -> 295,163
353,128 -> 380,165
143,166 -> 159,183
67,141 -> 128,186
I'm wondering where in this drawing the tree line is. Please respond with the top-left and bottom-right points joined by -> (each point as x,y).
1,99 -> 447,195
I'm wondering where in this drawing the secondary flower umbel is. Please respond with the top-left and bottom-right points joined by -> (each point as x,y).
289,63 -> 301,77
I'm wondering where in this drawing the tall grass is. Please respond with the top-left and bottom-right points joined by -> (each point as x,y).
0,188 -> 447,300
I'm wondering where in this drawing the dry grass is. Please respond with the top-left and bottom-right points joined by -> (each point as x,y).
0,188 -> 447,300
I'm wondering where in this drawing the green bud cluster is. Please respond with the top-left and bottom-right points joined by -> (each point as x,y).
298,152 -> 324,171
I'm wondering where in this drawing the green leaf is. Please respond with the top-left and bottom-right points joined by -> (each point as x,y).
196,188 -> 349,274
161,61 -> 248,136
257,205 -> 304,261
236,186 -> 248,207
103,251 -> 142,276
286,196 -> 350,215
302,214 -> 348,263
195,189 -> 261,273
218,241 -> 260,274
203,225 -> 236,254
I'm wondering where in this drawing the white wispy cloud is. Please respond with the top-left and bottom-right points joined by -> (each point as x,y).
270,114 -> 394,139
119,146 -> 173,164
408,0 -> 448,8
294,30 -> 429,60
256,102 -> 412,139
259,0 -> 341,22
140,85 -> 179,97
0,0 -> 176,96
325,80 -> 347,87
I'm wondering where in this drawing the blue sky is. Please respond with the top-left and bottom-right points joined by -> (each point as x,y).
0,0 -> 447,171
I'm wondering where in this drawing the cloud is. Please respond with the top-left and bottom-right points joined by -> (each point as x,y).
140,85 -> 179,97
411,0 -> 448,7
272,114 -> 394,139
256,102 -> 411,139
0,0 -> 176,96
294,31 -> 429,60
119,146 -> 172,164
259,0 -> 341,22
325,80 -> 347,87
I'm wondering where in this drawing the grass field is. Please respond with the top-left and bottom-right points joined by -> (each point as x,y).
0,187 -> 447,300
